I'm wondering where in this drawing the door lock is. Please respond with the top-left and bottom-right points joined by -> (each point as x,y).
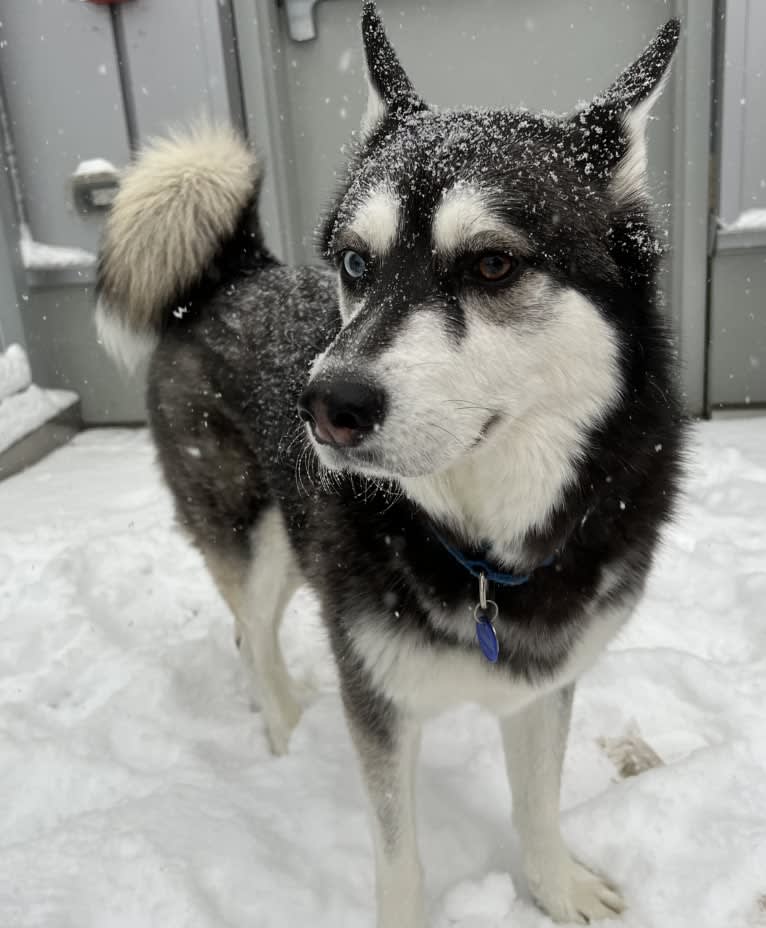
284,0 -> 321,42
71,159 -> 120,213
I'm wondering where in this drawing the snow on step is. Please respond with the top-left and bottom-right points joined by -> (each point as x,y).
724,208 -> 766,232
0,343 -> 31,402
19,223 -> 96,271
0,384 -> 78,454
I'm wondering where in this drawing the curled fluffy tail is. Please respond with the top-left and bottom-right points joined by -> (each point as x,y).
96,125 -> 261,369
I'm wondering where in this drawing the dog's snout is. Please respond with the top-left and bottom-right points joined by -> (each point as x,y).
298,379 -> 386,448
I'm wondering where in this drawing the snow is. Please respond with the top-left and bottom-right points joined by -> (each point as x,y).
0,384 -> 78,454
724,208 -> 766,232
0,342 -> 31,402
19,224 -> 96,271
73,158 -> 117,178
0,421 -> 765,927
338,48 -> 353,73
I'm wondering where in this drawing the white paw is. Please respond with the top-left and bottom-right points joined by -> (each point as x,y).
527,855 -> 625,924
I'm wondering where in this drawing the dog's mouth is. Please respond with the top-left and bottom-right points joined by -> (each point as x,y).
312,437 -> 389,477
309,411 -> 504,480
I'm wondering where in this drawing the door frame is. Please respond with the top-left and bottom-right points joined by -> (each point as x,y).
231,0 -> 303,265
671,0 -> 717,416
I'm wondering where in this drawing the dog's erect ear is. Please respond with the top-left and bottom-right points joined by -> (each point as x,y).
360,1 -> 424,138
577,19 -> 681,200
600,18 -> 680,115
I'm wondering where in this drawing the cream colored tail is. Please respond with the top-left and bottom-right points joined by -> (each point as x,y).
96,125 -> 261,369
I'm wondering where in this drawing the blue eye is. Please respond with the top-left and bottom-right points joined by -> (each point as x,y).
342,250 -> 367,280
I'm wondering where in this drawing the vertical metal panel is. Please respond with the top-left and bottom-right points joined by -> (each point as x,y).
229,0 -> 301,262
718,0 -> 748,224
119,0 -> 239,141
0,150 -> 26,351
23,283 -> 148,425
719,0 -> 766,224
217,0 -> 248,136
708,0 -> 766,407
671,0 -> 716,416
708,247 -> 766,406
0,225 -> 25,351
740,3 -> 766,218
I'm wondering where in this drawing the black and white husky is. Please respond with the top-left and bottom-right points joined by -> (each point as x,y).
97,4 -> 684,924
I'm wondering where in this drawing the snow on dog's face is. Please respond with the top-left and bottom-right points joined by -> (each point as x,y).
301,3 -> 679,481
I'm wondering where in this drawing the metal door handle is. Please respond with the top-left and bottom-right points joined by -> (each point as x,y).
284,0 -> 321,42
71,159 -> 120,213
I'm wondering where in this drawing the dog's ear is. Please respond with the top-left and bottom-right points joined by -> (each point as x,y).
360,1 -> 425,139
575,19 -> 681,201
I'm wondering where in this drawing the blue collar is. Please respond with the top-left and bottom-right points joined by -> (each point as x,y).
433,529 -> 554,588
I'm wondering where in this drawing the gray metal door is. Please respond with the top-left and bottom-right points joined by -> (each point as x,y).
707,0 -> 766,411
0,0 -> 242,424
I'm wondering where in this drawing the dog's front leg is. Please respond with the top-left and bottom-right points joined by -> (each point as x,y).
501,685 -> 625,924
343,687 -> 426,928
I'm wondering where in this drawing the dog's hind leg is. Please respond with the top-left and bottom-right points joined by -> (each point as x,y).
501,685 -> 625,923
203,506 -> 303,756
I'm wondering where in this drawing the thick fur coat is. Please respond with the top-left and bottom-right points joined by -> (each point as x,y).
97,5 -> 684,925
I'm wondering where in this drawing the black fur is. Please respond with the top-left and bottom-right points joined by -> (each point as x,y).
361,0 -> 426,116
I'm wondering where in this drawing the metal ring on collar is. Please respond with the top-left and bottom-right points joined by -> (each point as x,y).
474,600 -> 499,623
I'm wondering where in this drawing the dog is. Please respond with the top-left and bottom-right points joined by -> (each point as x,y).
96,4 -> 684,924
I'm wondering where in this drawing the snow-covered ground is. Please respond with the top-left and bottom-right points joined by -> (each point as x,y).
1,422 -> 765,928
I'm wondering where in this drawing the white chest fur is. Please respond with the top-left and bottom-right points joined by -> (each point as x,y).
349,597 -> 634,720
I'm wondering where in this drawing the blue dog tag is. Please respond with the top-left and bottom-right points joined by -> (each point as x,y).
475,613 -> 499,663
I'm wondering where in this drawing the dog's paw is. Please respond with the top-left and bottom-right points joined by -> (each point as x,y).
527,855 -> 624,924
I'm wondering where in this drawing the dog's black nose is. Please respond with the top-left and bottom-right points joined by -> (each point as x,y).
298,379 -> 386,448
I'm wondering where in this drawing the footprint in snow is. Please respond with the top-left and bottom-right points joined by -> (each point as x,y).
598,721 -> 664,779
440,872 -> 516,926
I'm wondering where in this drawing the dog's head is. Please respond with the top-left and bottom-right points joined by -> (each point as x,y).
299,2 -> 680,481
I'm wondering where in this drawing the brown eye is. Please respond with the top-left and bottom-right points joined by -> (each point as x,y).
475,253 -> 517,282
